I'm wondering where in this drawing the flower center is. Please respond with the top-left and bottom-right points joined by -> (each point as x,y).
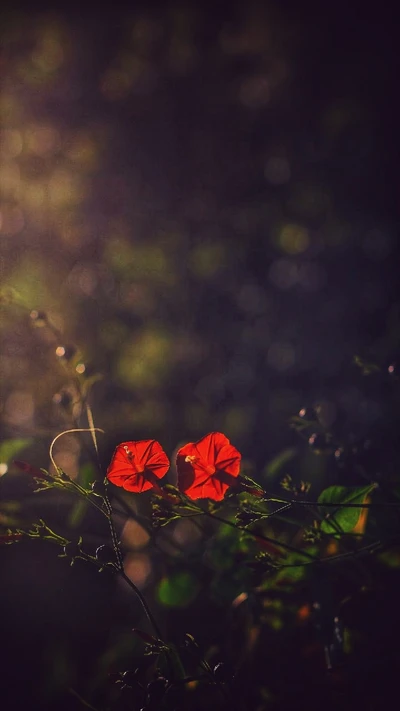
123,446 -> 144,473
185,454 -> 215,477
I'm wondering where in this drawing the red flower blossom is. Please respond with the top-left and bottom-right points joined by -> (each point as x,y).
176,432 -> 241,501
106,440 -> 169,493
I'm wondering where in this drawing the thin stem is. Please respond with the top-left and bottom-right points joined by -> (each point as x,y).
68,481 -> 109,518
68,687 -> 100,711
49,428 -> 104,473
266,496 -> 399,509
68,414 -> 168,646
280,538 -> 383,568
200,509 -> 318,562
102,486 -> 124,570
320,539 -> 381,563
119,570 -> 163,641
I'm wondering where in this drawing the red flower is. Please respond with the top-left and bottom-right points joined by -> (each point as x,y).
176,432 -> 241,501
106,440 -> 169,493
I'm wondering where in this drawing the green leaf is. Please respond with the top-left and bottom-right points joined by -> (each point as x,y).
0,439 -> 33,465
156,572 -> 199,608
318,485 -> 375,533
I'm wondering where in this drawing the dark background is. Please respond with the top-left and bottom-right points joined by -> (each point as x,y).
1,1 -> 399,709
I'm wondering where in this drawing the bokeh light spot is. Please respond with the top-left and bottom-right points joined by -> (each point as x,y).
3,391 -> 34,427
117,329 -> 172,390
120,518 -> 150,550
25,124 -> 59,156
190,242 -> 226,279
279,224 -> 309,254
123,552 -> 152,589
31,27 -> 65,74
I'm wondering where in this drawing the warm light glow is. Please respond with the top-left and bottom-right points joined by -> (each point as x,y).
120,518 -> 150,550
0,129 -> 23,159
49,435 -> 81,479
25,124 -> 59,156
123,552 -> 152,589
48,169 -> 82,208
31,28 -> 65,73
3,391 -> 34,427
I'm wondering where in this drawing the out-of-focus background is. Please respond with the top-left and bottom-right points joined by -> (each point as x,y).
1,0 -> 398,457
1,1 -> 399,709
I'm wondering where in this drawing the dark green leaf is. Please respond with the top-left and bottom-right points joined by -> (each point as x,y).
318,485 -> 375,533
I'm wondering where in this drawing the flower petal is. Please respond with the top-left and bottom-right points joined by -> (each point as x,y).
106,440 -> 169,493
176,432 -> 241,501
